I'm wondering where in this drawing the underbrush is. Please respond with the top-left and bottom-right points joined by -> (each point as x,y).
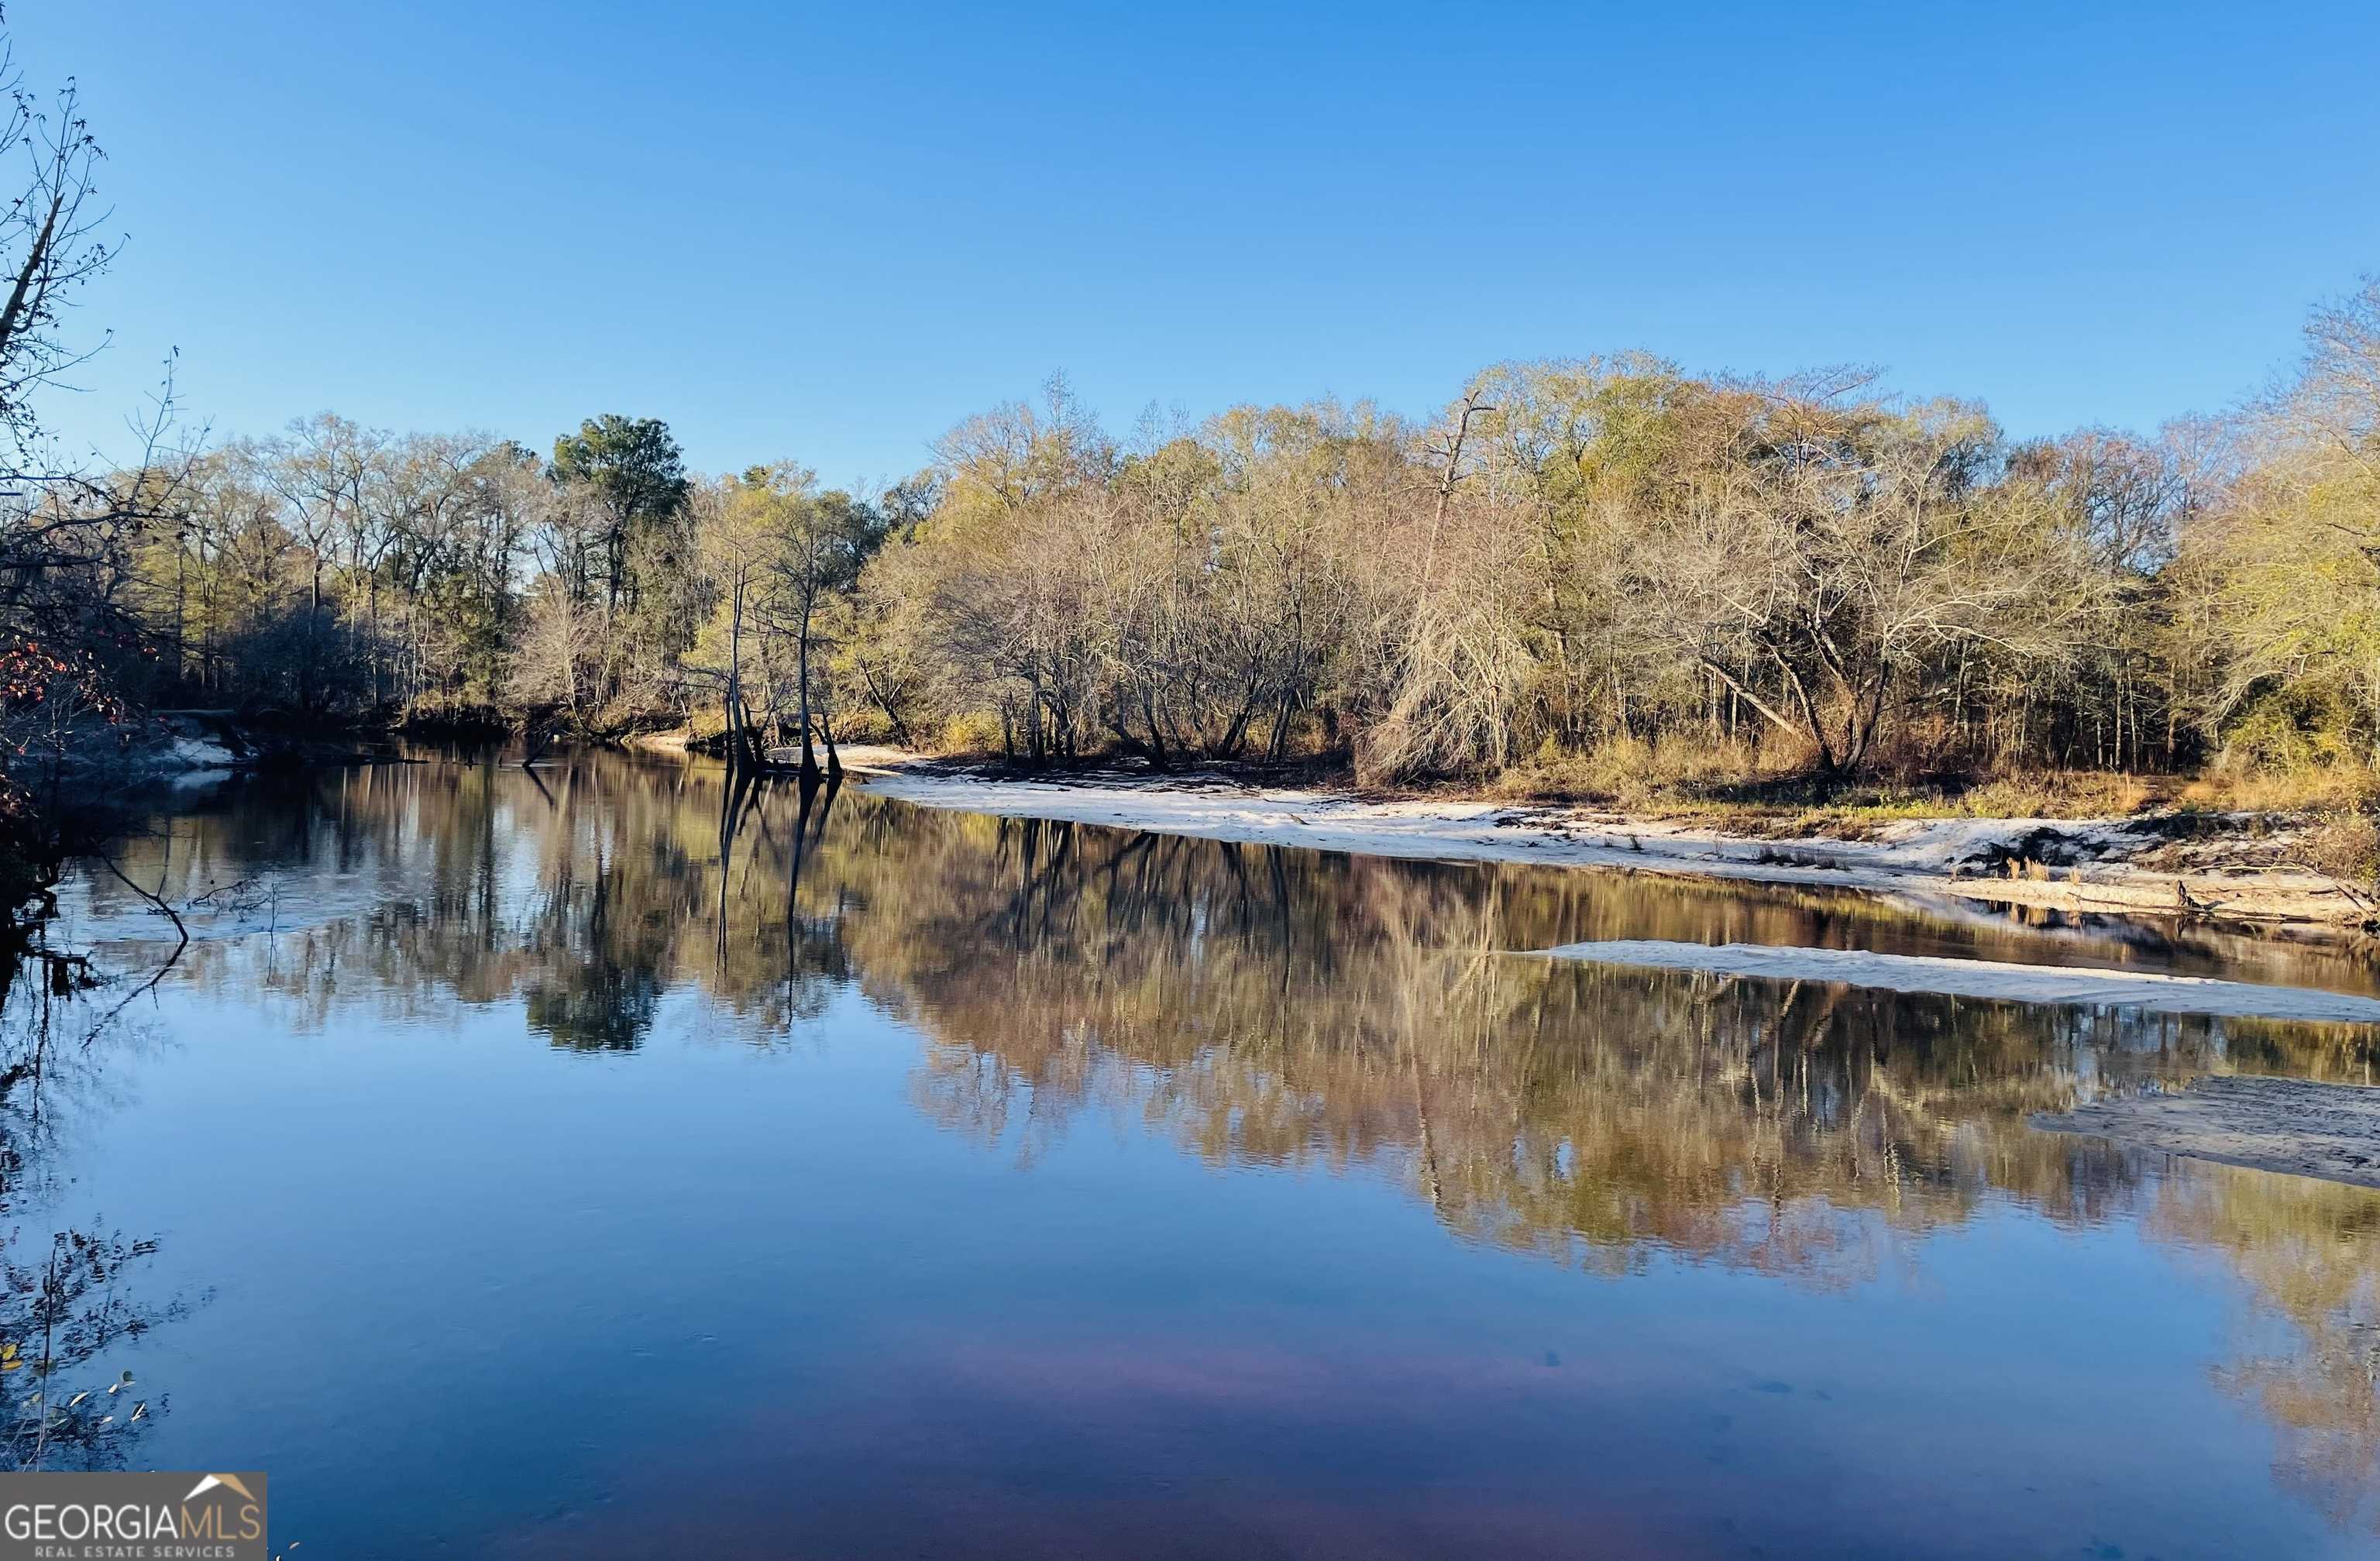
395,701 -> 513,740
1491,734 -> 1780,812
1489,736 -> 2380,828
2171,764 -> 2376,814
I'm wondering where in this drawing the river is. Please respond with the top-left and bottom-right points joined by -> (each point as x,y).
9,750 -> 2378,1557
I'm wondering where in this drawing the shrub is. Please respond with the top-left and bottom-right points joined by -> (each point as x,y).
1489,734 -> 1776,809
2220,686 -> 2365,775
937,710 -> 1005,757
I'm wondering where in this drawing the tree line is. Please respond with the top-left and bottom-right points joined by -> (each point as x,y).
36,275 -> 2368,793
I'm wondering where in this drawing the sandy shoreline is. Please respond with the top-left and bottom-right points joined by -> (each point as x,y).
837,748 -> 2357,930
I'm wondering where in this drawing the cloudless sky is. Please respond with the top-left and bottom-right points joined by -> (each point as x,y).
15,1 -> 2380,484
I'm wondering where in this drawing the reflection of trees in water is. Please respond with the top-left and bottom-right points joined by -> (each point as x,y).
844,815 -> 2196,1274
118,759 -> 857,1049
88,761 -> 2380,1264
0,954 -> 190,1470
70,755 -> 2380,1526
2150,1168 -> 2380,1533
527,963 -> 659,1052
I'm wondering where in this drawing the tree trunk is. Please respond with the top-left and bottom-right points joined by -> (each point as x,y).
796,612 -> 820,786
724,586 -> 745,770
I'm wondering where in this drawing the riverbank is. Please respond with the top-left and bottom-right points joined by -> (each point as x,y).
835,748 -> 2364,931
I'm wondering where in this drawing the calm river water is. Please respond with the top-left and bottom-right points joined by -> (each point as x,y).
12,752 -> 2380,1557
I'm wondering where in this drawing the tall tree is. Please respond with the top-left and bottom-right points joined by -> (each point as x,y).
549,414 -> 689,623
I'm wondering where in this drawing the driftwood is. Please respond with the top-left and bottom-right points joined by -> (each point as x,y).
520,716 -> 559,770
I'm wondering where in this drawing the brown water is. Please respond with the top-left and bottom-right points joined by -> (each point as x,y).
10,751 -> 2380,1557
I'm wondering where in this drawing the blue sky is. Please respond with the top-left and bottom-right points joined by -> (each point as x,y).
17,1 -> 2380,485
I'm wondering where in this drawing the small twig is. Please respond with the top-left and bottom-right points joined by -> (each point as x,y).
182,875 -> 264,913
100,856 -> 187,949
75,856 -> 192,1048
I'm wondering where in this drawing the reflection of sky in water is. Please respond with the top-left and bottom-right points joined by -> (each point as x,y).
16,756 -> 2380,1558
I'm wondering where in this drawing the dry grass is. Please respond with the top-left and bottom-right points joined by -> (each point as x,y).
934,710 -> 1006,755
1491,734 -> 1784,812
1490,736 -> 2380,830
2172,764 -> 2378,813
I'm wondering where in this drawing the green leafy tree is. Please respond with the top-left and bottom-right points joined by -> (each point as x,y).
549,415 -> 690,621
